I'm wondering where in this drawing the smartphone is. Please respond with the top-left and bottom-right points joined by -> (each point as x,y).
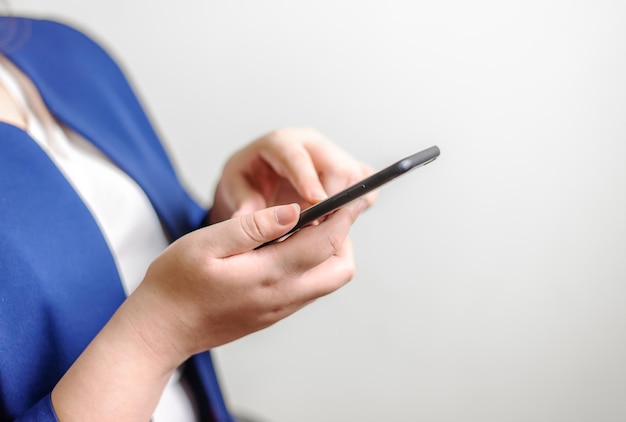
257,145 -> 440,248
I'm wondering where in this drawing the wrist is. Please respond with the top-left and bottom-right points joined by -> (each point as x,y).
120,283 -> 193,372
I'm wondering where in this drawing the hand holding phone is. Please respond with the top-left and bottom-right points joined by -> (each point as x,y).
257,145 -> 440,248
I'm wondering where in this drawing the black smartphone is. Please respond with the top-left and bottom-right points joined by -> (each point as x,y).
257,145 -> 440,248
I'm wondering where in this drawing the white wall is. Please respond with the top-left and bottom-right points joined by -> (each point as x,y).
10,1 -> 626,421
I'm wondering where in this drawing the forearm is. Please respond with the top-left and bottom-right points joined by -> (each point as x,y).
50,291 -> 184,422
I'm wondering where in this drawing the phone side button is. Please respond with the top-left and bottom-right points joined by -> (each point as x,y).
346,184 -> 366,199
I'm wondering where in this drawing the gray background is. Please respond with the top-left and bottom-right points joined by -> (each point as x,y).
9,1 -> 626,421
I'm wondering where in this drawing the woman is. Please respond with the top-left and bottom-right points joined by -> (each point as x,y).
0,16 -> 373,421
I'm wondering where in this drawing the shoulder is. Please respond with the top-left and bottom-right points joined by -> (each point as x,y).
0,16 -> 117,64
0,16 -> 132,97
1,16 -> 96,45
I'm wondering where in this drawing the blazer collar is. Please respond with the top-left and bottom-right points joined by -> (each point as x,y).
0,17 -> 204,239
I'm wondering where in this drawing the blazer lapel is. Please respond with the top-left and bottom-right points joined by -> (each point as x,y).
0,17 -> 233,421
0,17 -> 205,240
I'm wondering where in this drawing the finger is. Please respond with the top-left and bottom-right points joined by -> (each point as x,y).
318,161 -> 369,200
235,235 -> 354,322
220,172 -> 269,218
269,198 -> 366,277
258,235 -> 356,312
232,194 -> 268,218
203,203 -> 300,257
295,130 -> 377,201
293,235 -> 356,300
259,139 -> 328,204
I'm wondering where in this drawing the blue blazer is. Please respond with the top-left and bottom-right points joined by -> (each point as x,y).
0,17 -> 233,421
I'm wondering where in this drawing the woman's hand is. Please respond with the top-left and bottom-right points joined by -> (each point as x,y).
53,200 -> 366,422
209,127 -> 376,224
53,128 -> 375,421
137,199 -> 367,364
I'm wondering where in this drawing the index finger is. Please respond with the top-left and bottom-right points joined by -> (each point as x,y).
261,198 -> 367,278
259,139 -> 328,204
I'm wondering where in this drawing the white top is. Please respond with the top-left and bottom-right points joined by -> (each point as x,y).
0,57 -> 198,422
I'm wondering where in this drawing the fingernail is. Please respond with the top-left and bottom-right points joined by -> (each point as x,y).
275,203 -> 300,225
311,189 -> 328,203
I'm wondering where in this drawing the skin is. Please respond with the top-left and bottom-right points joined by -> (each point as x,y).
0,55 -> 376,421
51,200 -> 367,421
0,82 -> 26,129
209,126 -> 375,223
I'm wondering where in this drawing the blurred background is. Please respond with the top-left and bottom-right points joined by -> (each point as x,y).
9,1 -> 626,421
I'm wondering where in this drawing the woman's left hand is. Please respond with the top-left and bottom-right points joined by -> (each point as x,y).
209,127 -> 376,224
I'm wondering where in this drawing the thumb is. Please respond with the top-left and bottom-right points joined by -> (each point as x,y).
205,203 -> 300,257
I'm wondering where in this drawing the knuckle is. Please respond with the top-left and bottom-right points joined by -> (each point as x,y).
325,231 -> 344,255
322,262 -> 355,297
300,126 -> 318,136
255,296 -> 293,327
240,213 -> 266,243
259,277 -> 278,289
279,259 -> 306,281
266,127 -> 321,144
342,261 -> 356,282
257,311 -> 281,329
284,146 -> 308,164
268,303 -> 289,319
266,128 -> 290,143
